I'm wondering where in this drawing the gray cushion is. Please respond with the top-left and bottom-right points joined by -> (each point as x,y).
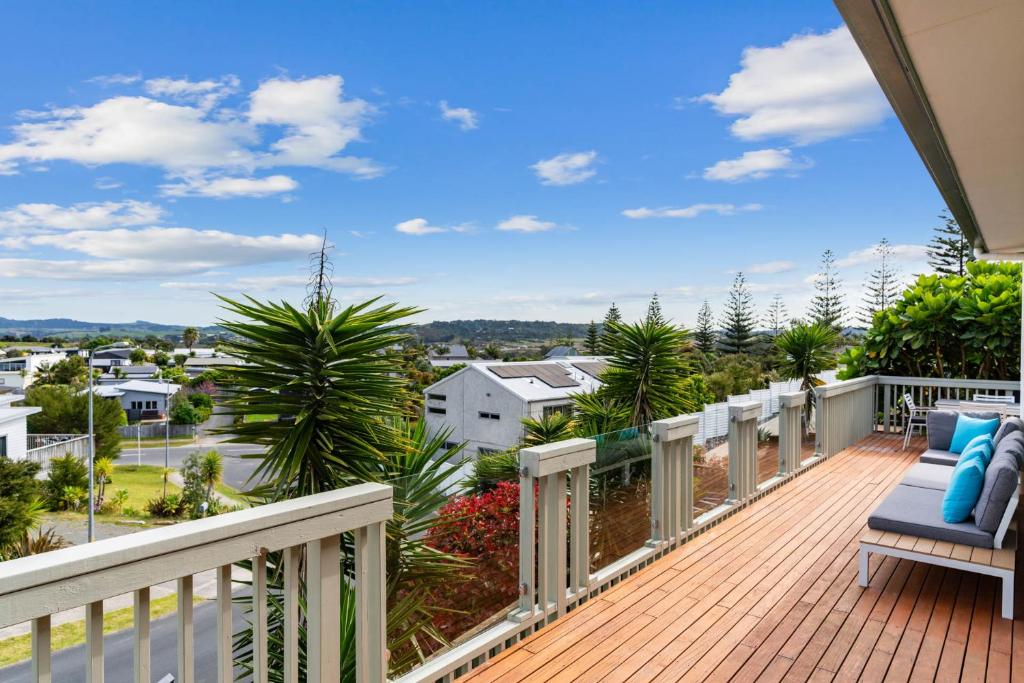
926,411 -> 957,451
974,450 -> 1020,534
927,410 -> 1002,451
919,449 -> 960,467
901,463 -> 955,491
995,431 -> 1024,469
993,417 -> 1024,447
867,484 -> 994,548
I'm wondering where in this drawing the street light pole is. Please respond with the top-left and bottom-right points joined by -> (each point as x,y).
87,350 -> 95,543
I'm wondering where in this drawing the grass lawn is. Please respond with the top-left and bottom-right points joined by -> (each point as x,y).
243,413 -> 278,423
0,593 -> 203,666
106,465 -> 181,513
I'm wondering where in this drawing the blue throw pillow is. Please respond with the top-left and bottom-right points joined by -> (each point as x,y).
958,434 -> 994,466
942,457 -> 986,523
950,415 -> 1000,454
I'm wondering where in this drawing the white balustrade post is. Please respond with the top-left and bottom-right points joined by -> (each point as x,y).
815,387 -> 826,457
355,521 -> 387,683
727,402 -> 761,503
650,415 -> 699,548
778,392 -> 806,475
519,438 -> 596,620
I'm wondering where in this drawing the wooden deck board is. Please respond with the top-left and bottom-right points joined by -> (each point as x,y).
461,435 -> 1023,682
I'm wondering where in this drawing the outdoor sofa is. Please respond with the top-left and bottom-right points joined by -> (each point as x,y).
860,411 -> 1024,619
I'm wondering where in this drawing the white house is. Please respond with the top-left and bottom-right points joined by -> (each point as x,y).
422,358 -> 608,457
89,379 -> 181,422
0,394 -> 40,461
0,351 -> 67,393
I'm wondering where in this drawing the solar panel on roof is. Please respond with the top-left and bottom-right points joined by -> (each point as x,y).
571,361 -> 609,378
488,364 -> 580,388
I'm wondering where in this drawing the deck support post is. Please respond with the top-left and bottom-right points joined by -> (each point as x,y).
518,438 -> 596,620
651,415 -> 699,548
727,402 -> 760,503
778,392 -> 806,475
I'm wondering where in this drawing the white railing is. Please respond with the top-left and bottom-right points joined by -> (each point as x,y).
875,375 -> 1019,433
396,402 -> 823,682
0,482 -> 392,683
25,434 -> 89,470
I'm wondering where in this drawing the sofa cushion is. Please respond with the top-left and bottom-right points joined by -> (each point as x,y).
974,450 -> 1020,534
927,410 -> 1002,451
867,484 -> 994,548
958,436 -> 994,467
901,463 -> 954,491
995,432 -> 1024,469
919,449 -> 959,467
950,415 -> 1001,453
993,417 -> 1024,447
943,457 -> 987,523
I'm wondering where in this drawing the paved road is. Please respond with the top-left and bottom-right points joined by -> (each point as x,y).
0,597 -> 249,683
122,442 -> 266,491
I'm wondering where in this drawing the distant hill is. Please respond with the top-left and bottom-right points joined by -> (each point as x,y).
413,319 -> 591,344
0,315 -> 589,344
0,317 -> 224,339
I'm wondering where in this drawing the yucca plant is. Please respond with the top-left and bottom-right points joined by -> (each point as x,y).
218,290 -> 466,680
599,319 -> 700,427
521,412 -> 574,447
775,322 -> 838,433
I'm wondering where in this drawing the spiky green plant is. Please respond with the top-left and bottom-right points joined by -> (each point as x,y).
774,322 -> 839,432
521,412 -> 574,447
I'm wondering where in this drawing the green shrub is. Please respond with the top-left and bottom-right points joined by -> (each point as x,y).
146,494 -> 185,518
43,454 -> 89,511
0,456 -> 42,551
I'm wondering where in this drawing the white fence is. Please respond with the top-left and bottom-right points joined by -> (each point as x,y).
692,370 -> 838,446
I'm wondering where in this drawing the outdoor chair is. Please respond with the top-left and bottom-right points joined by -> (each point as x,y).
903,393 -> 930,450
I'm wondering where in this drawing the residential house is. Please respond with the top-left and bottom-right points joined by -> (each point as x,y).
427,343 -> 471,368
422,357 -> 607,456
90,379 -> 180,422
0,393 -> 40,460
0,351 -> 67,392
183,355 -> 244,377
97,363 -> 161,383
88,347 -> 135,370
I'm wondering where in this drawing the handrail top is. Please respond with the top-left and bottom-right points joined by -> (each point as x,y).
816,375 -> 879,397
729,401 -> 761,421
520,437 -> 596,476
652,414 -> 698,441
875,375 -> 1020,388
779,391 -> 806,407
0,482 -> 392,596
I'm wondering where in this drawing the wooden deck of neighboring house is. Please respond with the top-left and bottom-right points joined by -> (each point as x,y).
462,433 -> 1024,682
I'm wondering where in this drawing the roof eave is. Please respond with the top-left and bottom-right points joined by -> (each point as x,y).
834,0 -> 986,253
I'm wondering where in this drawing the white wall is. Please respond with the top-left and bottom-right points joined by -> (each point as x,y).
424,368 -> 529,456
0,415 -> 29,461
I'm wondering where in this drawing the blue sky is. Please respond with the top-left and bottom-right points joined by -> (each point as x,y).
0,1 -> 945,328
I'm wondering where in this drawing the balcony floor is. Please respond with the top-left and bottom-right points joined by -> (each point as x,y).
463,434 -> 1024,682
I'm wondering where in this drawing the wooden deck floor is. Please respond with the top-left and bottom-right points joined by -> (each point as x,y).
462,433 -> 1024,682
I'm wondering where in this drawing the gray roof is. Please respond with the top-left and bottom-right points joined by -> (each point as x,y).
429,344 -> 470,359
545,346 -> 580,358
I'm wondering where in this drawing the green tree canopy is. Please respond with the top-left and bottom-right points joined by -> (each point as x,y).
927,210 -> 974,276
584,321 -> 600,355
719,273 -> 756,354
694,299 -> 716,356
0,456 -> 41,551
809,249 -> 846,330
23,385 -> 124,459
841,261 -> 1021,380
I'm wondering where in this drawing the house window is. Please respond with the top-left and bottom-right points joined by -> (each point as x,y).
427,407 -> 446,415
130,400 -> 142,410
543,404 -> 573,419
145,400 -> 157,410
478,411 -> 500,420
443,440 -> 460,450
0,436 -> 6,457
427,393 -> 447,401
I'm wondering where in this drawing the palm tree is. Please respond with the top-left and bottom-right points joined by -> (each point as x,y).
215,293 -> 466,678
774,322 -> 839,434
198,449 -> 224,501
182,326 -> 199,352
521,412 -> 574,446
93,457 -> 113,506
599,319 -> 700,426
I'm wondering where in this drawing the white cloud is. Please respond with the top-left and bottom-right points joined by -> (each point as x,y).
837,243 -> 927,267
496,215 -> 557,233
699,26 -> 890,144
86,73 -> 141,87
531,151 -> 598,186
621,203 -> 762,219
161,274 -> 417,291
0,74 -> 384,193
395,218 -> 449,236
745,260 -> 797,274
439,101 -> 479,131
144,75 -> 239,109
703,148 -> 811,182
160,173 -> 298,198
93,176 -> 122,190
0,200 -> 163,233
248,75 -> 382,177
